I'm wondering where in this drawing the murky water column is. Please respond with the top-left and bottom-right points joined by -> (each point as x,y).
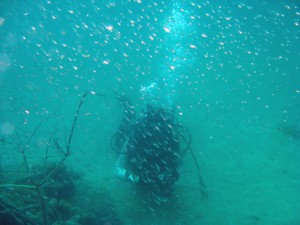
141,2 -> 194,111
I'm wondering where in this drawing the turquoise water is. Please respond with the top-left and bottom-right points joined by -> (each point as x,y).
0,0 -> 299,224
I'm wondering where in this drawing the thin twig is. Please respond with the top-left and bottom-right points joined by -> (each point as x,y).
13,122 -> 47,224
176,126 -> 208,199
66,91 -> 103,156
25,120 -> 44,147
39,91 -> 103,187
0,184 -> 36,189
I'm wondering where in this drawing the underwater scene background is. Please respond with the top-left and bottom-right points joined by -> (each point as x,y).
0,0 -> 299,224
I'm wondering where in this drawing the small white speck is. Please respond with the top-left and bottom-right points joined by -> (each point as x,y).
164,27 -> 170,33
105,25 -> 113,31
25,110 -> 30,114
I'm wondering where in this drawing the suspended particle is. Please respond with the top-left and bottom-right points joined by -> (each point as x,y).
105,25 -> 114,31
164,27 -> 171,33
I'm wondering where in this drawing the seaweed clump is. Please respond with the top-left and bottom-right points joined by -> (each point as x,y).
0,159 -> 122,225
0,91 -> 122,225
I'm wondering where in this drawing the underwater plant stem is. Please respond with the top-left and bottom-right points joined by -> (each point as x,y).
66,91 -> 103,156
40,91 -> 103,187
0,184 -> 36,189
26,120 -> 44,147
67,95 -> 84,156
189,146 -> 208,199
177,127 -> 208,199
66,91 -> 89,156
14,123 -> 47,224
